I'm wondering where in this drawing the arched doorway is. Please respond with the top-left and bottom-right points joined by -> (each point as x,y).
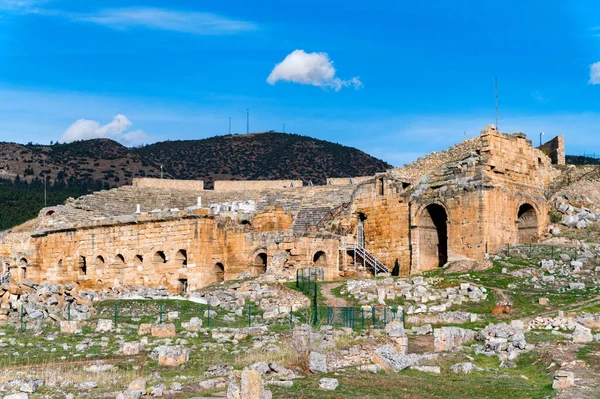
418,204 -> 448,270
153,251 -> 166,264
19,258 -> 28,280
517,204 -> 538,244
175,250 -> 187,266
313,251 -> 327,266
253,253 -> 267,276
214,262 -> 225,282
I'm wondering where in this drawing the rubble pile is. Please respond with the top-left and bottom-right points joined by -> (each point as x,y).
0,280 -> 96,325
475,322 -> 532,364
343,277 -> 487,315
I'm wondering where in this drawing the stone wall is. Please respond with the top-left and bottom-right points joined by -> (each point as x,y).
327,176 -> 373,185
1,209 -> 340,291
133,178 -> 205,190
214,180 -> 303,191
538,136 -> 566,165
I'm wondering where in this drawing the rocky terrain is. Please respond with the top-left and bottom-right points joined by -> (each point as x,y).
2,226 -> 600,398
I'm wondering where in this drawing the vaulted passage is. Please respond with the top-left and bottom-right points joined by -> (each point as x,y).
214,262 -> 225,283
253,253 -> 267,276
517,204 -> 538,244
418,204 -> 448,270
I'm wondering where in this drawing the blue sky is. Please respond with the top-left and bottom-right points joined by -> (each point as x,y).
1,0 -> 600,165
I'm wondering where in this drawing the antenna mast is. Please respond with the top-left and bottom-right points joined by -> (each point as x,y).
495,77 -> 499,130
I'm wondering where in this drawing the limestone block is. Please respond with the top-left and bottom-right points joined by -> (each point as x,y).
138,324 -> 152,336
552,370 -> 575,389
151,323 -> 176,338
433,327 -> 476,352
96,319 -> 114,333
60,320 -> 82,335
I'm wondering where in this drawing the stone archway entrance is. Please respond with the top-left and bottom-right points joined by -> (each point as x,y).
214,262 -> 225,283
253,253 -> 267,277
313,251 -> 327,266
418,204 -> 448,270
517,204 -> 538,244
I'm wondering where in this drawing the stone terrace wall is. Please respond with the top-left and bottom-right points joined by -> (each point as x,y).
214,180 -> 303,191
327,176 -> 373,185
481,125 -> 550,188
133,177 -> 205,190
7,212 -> 341,291
538,135 -> 565,165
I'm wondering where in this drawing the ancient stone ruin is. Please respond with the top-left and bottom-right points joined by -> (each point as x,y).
0,126 -> 563,292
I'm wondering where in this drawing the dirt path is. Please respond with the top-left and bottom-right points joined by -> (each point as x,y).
321,282 -> 350,307
546,344 -> 600,399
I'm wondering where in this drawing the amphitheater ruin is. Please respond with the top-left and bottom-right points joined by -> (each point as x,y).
0,125 -> 566,293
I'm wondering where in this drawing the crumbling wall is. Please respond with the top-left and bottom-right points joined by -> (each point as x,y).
538,136 -> 565,165
327,176 -> 372,185
214,180 -> 303,191
132,178 -> 205,190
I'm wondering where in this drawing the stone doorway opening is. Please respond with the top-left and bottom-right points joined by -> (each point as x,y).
178,278 -> 188,294
418,204 -> 448,270
313,251 -> 327,266
517,204 -> 538,244
214,262 -> 225,282
253,253 -> 267,276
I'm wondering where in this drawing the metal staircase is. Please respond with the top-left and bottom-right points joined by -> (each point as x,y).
0,270 -> 10,285
343,242 -> 389,275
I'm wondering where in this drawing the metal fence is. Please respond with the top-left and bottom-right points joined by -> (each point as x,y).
296,267 -> 324,296
15,299 -> 263,333
501,244 -> 582,260
309,306 -> 404,330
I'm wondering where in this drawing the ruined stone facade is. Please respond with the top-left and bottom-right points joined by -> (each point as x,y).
0,126 -> 559,291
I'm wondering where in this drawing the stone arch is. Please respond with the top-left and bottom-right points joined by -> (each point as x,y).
175,250 -> 187,266
95,255 -> 105,266
517,203 -> 538,244
19,258 -> 27,279
153,251 -> 167,264
115,254 -> 125,264
214,262 -> 225,283
313,251 -> 327,266
133,255 -> 143,266
78,255 -> 87,276
418,203 -> 448,270
46,210 -> 55,216
252,252 -> 268,276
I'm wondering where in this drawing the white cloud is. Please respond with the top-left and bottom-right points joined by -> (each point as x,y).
267,50 -> 363,91
77,7 -> 257,35
589,62 -> 600,85
59,114 -> 153,146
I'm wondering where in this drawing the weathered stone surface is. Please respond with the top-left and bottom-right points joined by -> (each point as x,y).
60,320 -> 82,335
319,378 -> 339,391
433,327 -> 476,352
95,319 -> 113,332
121,342 -> 142,356
151,323 -> 176,338
572,324 -> 593,343
309,352 -> 328,374
450,362 -> 481,374
552,370 -> 575,389
150,346 -> 189,367
138,323 -> 152,336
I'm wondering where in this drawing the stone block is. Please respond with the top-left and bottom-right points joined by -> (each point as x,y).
138,323 -> 152,336
60,320 -> 82,335
96,319 -> 114,333
552,370 -> 575,389
151,323 -> 176,338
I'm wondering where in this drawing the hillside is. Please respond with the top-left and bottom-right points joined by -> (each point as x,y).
137,132 -> 391,187
0,132 -> 391,230
0,139 -> 162,185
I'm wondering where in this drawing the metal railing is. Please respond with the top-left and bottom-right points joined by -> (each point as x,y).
0,270 -> 10,285
344,242 -> 389,275
296,267 -> 324,295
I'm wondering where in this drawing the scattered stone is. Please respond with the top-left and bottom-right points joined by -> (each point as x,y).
451,362 -> 481,374
553,370 -> 575,389
151,323 -> 176,338
319,378 -> 339,391
309,352 -> 328,374
572,324 -> 593,343
433,327 -> 476,352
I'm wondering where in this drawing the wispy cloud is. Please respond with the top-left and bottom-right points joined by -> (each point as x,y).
60,114 -> 155,146
589,62 -> 600,84
75,7 -> 256,35
0,3 -> 257,35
